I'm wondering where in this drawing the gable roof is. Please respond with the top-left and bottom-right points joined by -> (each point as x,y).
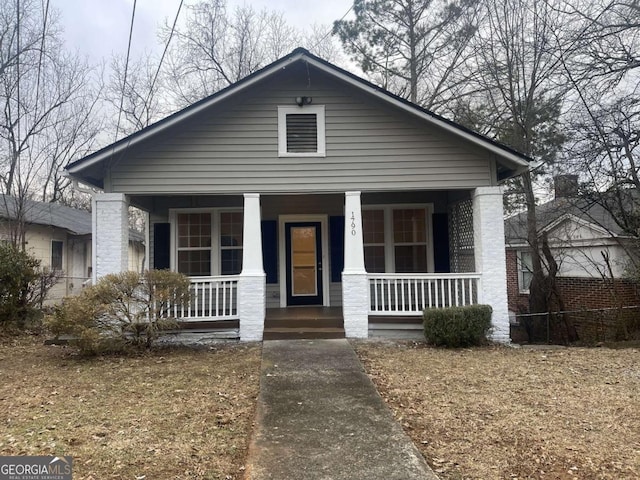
1,195 -> 93,235
0,195 -> 144,241
65,48 -> 531,186
505,196 -> 627,246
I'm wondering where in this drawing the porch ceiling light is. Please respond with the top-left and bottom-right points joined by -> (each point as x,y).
295,96 -> 312,107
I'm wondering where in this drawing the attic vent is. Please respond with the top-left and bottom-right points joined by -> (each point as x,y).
286,114 -> 318,152
277,105 -> 326,157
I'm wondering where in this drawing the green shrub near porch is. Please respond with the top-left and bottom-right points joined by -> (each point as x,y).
46,270 -> 191,354
423,304 -> 493,347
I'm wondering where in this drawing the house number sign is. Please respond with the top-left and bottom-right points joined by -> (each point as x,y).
350,212 -> 357,236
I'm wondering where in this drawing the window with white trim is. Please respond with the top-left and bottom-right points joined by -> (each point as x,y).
177,213 -> 212,276
393,209 -> 428,273
220,211 -> 243,275
278,106 -> 325,156
174,210 -> 243,276
362,206 -> 431,273
51,240 -> 63,271
518,250 -> 533,293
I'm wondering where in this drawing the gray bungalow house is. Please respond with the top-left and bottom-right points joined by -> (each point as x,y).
65,48 -> 530,342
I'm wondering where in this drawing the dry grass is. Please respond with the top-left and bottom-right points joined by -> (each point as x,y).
0,335 -> 261,480
354,341 -> 640,480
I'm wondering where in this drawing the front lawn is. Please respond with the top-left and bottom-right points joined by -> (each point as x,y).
354,342 -> 640,480
0,336 -> 261,479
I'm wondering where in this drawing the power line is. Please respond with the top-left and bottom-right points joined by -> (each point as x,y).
34,0 -> 50,122
115,0 -> 138,143
310,4 -> 353,52
143,0 -> 184,116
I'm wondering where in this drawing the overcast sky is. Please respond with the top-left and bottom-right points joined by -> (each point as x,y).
52,0 -> 353,64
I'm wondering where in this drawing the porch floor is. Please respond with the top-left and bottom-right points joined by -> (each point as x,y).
264,307 -> 344,339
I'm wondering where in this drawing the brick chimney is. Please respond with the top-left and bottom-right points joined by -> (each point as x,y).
554,174 -> 579,199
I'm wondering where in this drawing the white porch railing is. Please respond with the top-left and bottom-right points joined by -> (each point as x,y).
170,276 -> 240,321
368,273 -> 481,315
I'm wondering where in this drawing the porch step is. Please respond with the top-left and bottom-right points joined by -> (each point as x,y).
265,317 -> 344,329
263,327 -> 346,340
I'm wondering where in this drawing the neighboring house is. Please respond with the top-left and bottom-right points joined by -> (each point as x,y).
64,48 -> 530,341
504,175 -> 640,318
0,195 -> 145,303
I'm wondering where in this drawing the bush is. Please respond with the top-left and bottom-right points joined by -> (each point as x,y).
0,242 -> 60,329
423,304 -> 493,347
46,270 -> 191,354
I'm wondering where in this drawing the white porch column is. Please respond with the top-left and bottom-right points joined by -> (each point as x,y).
239,193 -> 266,342
472,186 -> 509,343
92,193 -> 129,282
342,191 -> 368,338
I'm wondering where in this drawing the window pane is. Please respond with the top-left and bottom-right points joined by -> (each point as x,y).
363,210 -> 385,244
220,212 -> 243,246
178,213 -> 211,248
519,252 -> 533,291
286,114 -> 318,152
178,250 -> 211,276
395,245 -> 427,273
221,249 -> 243,275
393,209 -> 426,243
51,241 -> 63,270
365,245 -> 385,273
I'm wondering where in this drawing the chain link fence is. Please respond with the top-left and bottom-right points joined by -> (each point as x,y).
511,305 -> 640,344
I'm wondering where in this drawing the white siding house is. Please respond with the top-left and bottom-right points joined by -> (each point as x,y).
0,195 -> 145,303
65,48 -> 530,341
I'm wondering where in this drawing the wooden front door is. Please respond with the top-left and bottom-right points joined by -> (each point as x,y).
285,222 -> 323,306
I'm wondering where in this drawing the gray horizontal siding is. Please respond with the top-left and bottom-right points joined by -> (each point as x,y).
108,67 -> 493,195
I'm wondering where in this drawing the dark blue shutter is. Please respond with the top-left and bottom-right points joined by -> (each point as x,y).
432,213 -> 450,273
261,220 -> 278,284
153,223 -> 171,270
330,216 -> 345,283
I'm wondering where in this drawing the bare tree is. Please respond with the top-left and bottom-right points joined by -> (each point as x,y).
104,52 -> 167,138
556,0 -> 640,278
163,0 -> 302,107
0,0 -> 100,245
452,0 -> 572,328
302,23 -> 347,65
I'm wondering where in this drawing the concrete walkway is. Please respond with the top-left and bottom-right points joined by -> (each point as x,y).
245,339 -> 438,480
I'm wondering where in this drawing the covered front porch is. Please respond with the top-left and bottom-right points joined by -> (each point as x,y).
92,187 -> 508,342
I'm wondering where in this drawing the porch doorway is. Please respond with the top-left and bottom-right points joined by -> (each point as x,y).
285,222 -> 323,306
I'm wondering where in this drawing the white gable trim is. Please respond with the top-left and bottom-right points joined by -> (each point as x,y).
543,213 -> 620,239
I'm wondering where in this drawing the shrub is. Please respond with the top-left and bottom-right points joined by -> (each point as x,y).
0,242 -> 60,329
423,304 -> 493,347
46,270 -> 191,354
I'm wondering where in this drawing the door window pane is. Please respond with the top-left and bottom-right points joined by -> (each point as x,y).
291,226 -> 317,295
